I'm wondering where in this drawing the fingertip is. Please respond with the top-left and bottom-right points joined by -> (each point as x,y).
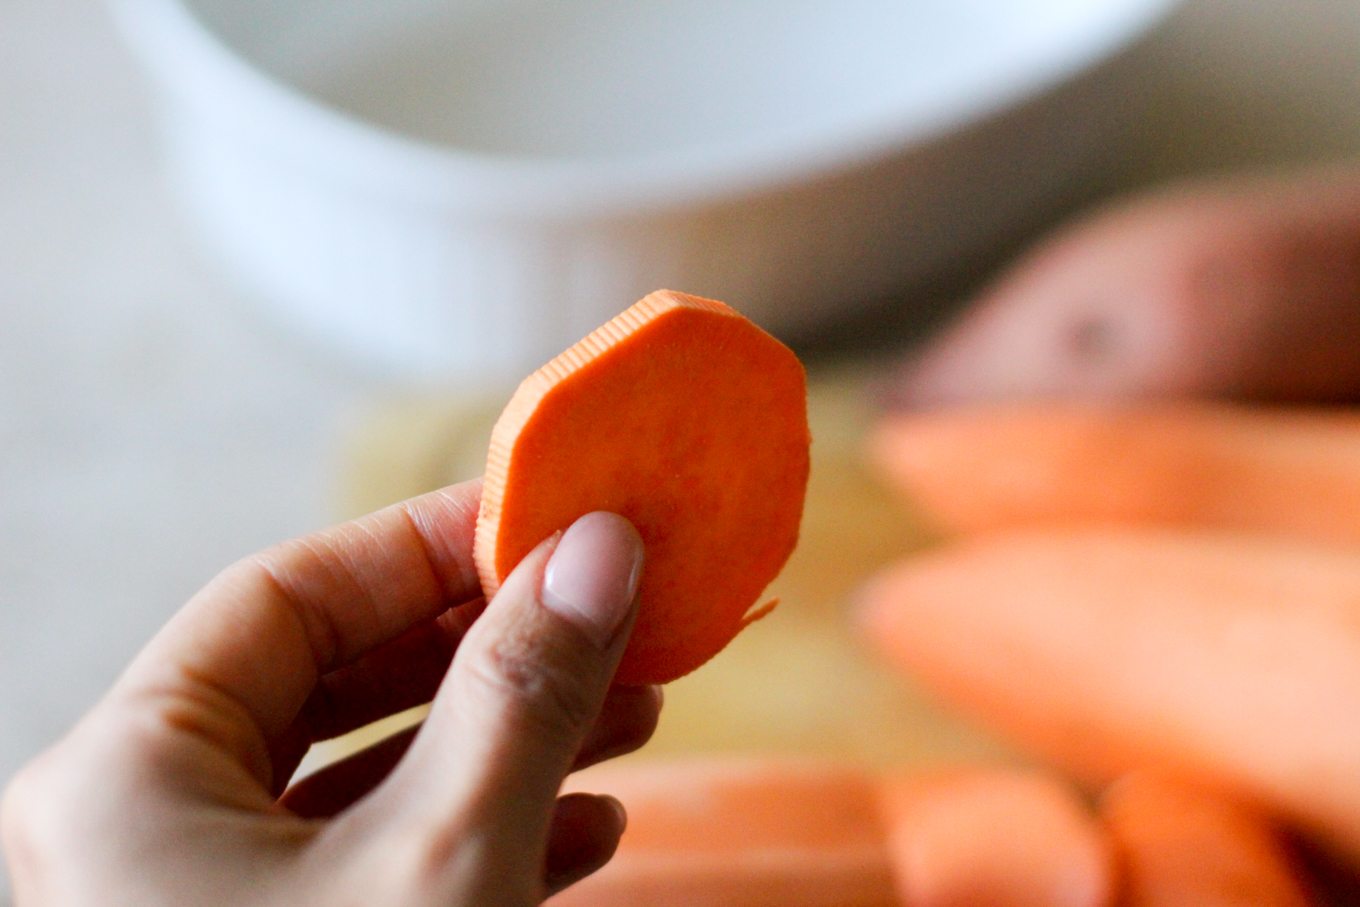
574,684 -> 664,771
633,684 -> 664,731
544,792 -> 628,896
600,793 -> 627,834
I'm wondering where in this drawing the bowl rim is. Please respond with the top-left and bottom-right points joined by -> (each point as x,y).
107,0 -> 1180,217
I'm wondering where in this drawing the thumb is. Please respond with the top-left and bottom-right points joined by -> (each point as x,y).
452,510 -> 645,782
370,511 -> 643,885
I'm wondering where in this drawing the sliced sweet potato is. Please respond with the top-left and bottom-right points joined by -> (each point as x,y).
475,290 -> 810,684
857,528 -> 1360,864
869,401 -> 1360,545
551,758 -> 898,906
1099,772 -> 1317,906
879,766 -> 1115,907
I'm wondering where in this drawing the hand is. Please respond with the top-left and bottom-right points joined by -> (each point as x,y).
1,480 -> 661,906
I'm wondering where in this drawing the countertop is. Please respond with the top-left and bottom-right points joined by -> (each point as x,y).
2,0 -> 1358,899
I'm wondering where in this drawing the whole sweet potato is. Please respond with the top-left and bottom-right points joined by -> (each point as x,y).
883,164 -> 1360,406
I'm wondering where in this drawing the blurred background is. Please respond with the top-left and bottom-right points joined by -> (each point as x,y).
2,0 -> 1359,900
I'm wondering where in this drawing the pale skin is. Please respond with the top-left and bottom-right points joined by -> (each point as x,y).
0,480 -> 661,906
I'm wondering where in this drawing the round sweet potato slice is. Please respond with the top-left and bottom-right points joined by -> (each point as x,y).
474,290 -> 810,684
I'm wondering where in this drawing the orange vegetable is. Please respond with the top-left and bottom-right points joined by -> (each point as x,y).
1099,772 -> 1316,906
550,758 -> 898,906
475,290 -> 810,684
857,529 -> 1360,864
879,767 -> 1115,907
879,164 -> 1360,407
869,401 -> 1360,546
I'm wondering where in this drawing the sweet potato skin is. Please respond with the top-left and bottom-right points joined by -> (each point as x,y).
882,164 -> 1360,407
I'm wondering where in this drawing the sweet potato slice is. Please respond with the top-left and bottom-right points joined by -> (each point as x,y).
551,758 -> 898,906
879,767 -> 1115,907
1099,772 -> 1317,906
869,401 -> 1360,545
475,290 -> 810,684
857,528 -> 1360,864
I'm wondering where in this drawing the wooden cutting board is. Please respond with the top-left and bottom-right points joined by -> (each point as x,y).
315,366 -> 1013,772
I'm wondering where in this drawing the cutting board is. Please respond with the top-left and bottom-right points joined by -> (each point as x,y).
314,366 -> 1013,771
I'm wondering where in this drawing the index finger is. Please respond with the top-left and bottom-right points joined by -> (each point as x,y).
114,479 -> 485,785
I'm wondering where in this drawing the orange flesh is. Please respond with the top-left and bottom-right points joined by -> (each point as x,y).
870,401 -> 1360,546
1100,772 -> 1316,906
858,528 -> 1360,864
879,767 -> 1115,907
553,758 -> 898,907
475,290 -> 810,684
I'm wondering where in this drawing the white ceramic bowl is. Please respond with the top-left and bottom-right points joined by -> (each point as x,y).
110,0 -> 1178,388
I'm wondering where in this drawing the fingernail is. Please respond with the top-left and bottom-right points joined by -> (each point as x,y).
542,512 -> 644,647
601,794 -> 627,833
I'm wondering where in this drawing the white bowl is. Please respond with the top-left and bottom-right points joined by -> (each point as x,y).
110,0 -> 1178,388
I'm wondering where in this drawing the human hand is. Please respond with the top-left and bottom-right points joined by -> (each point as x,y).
1,480 -> 661,906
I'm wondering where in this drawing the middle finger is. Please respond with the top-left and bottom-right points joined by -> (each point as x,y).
279,683 -> 662,818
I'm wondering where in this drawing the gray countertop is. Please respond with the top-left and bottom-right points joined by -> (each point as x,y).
2,0 -> 1358,899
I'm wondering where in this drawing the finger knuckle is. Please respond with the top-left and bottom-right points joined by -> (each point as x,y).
2,709 -> 168,868
463,629 -> 599,742
1,750 -> 68,873
368,825 -> 538,907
